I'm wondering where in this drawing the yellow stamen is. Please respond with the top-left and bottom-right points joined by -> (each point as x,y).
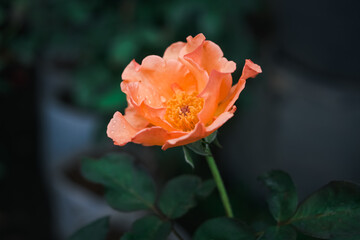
165,92 -> 204,131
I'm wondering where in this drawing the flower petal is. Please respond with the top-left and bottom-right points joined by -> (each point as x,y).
198,70 -> 227,125
205,110 -> 235,133
240,59 -> 262,80
124,104 -> 149,129
217,59 -> 262,114
162,122 -> 207,150
179,33 -> 206,57
179,34 -> 235,95
161,110 -> 235,150
124,95 -> 175,131
132,127 -> 185,146
163,41 -> 186,60
107,112 -> 138,146
122,56 -> 197,106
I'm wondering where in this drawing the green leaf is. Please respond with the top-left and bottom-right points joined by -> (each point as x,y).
196,179 -> 216,199
258,226 -> 297,240
186,140 -> 208,156
158,175 -> 202,219
120,215 -> 171,240
182,146 -> 195,168
290,181 -> 360,239
193,217 -> 256,240
204,130 -> 217,144
259,170 -> 298,222
82,153 -> 156,211
69,216 -> 109,240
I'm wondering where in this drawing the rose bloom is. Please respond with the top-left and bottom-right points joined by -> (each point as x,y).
107,33 -> 261,150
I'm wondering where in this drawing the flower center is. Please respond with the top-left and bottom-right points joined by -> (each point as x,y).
165,92 -> 204,132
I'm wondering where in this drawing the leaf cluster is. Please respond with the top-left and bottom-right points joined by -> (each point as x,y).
71,153 -> 216,240
71,157 -> 360,240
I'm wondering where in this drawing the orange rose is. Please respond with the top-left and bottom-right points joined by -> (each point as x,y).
107,33 -> 261,150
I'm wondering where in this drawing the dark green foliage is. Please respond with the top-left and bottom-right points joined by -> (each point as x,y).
259,170 -> 298,222
196,179 -> 216,199
193,217 -> 256,240
69,216 -> 109,240
82,153 -> 156,211
120,215 -> 171,240
158,175 -> 202,219
258,226 -> 297,240
290,181 -> 360,239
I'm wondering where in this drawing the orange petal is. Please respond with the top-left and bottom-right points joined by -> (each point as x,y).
180,55 -> 208,93
180,34 -> 236,74
179,33 -> 206,57
161,110 -> 235,150
198,70 -> 226,125
163,41 -> 186,60
107,112 -> 138,146
124,104 -> 149,129
132,127 -> 185,146
162,122 -> 206,150
122,56 -> 197,106
179,34 -> 235,95
205,111 -> 235,133
124,95 -> 174,131
240,59 -> 262,80
217,59 -> 262,114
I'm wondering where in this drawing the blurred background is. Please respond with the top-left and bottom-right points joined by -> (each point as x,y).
0,0 -> 359,239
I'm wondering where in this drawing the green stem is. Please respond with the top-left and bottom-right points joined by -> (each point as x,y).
205,144 -> 234,218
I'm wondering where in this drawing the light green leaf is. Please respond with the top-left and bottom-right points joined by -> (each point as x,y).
82,153 -> 156,211
158,175 -> 202,219
290,181 -> 360,239
120,215 -> 171,240
193,217 -> 256,240
259,170 -> 298,222
69,216 -> 109,240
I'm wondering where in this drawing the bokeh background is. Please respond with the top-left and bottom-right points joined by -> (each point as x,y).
1,0 -> 359,239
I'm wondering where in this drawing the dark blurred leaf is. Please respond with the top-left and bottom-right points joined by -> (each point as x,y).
259,170 -> 298,222
69,216 -> 109,240
82,153 -> 156,211
108,36 -> 138,65
182,146 -> 194,168
196,179 -> 216,199
96,88 -> 127,112
258,226 -> 297,240
158,175 -> 201,219
120,215 -> 171,240
65,1 -> 92,24
290,181 -> 360,239
193,217 -> 256,240
74,65 -> 112,109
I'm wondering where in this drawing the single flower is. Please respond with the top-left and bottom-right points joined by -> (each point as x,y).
107,33 -> 261,150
